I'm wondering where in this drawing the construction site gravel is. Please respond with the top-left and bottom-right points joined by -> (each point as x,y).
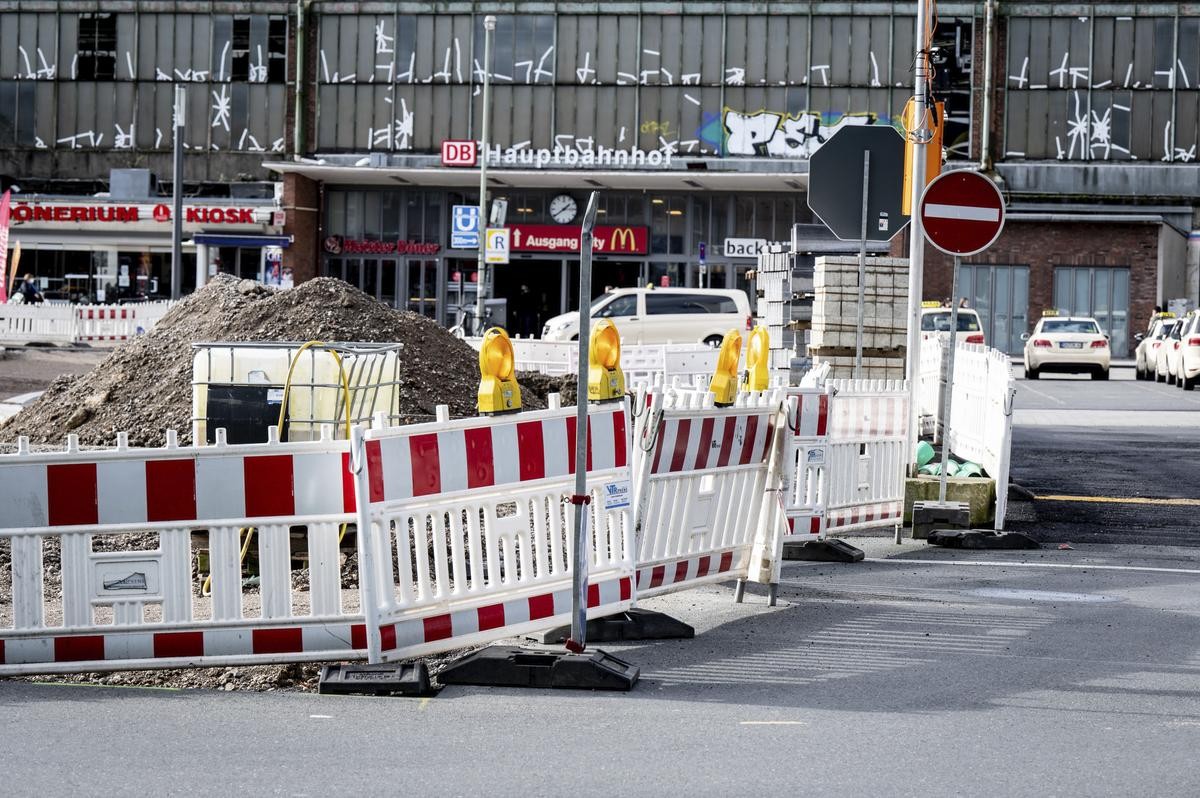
0,275 -> 573,692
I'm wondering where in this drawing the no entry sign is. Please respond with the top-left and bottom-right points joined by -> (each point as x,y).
918,170 -> 1006,256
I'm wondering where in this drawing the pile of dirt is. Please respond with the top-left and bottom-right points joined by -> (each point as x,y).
0,276 -> 548,448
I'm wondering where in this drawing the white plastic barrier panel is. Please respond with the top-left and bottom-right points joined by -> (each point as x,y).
781,387 -> 831,544
823,379 -> 910,533
0,301 -> 174,346
354,403 -> 635,663
0,304 -> 75,345
633,387 -> 785,598
946,343 -> 1016,529
74,305 -> 140,342
0,429 -> 362,676
918,335 -> 945,438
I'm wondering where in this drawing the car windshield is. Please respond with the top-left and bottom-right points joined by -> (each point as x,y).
1155,322 -> 1176,338
592,294 -> 638,318
921,312 -> 981,332
1042,319 -> 1100,334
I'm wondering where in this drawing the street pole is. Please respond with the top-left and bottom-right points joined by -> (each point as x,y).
855,150 -> 870,379
171,85 -> 185,300
567,190 -> 600,655
937,257 -> 961,503
474,15 -> 496,335
905,0 -> 931,471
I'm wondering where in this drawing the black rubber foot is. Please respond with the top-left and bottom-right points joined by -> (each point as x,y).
927,530 -> 1041,550
783,539 -> 865,562
532,609 -> 695,644
318,662 -> 433,696
437,646 -> 639,691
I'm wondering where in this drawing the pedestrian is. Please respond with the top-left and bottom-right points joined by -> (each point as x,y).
959,297 -> 969,308
17,273 -> 44,304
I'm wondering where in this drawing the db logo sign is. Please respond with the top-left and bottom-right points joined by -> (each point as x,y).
441,140 -> 477,167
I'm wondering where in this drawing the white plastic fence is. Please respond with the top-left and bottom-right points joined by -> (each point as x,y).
781,386 -> 831,544
945,343 -> 1017,530
464,337 -> 719,387
917,335 -> 944,437
0,427 -> 361,675
0,301 -> 175,346
353,401 -> 635,663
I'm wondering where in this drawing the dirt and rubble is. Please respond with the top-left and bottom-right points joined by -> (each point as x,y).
0,276 -> 571,450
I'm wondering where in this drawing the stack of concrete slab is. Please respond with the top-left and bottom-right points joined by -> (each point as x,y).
809,255 -> 909,380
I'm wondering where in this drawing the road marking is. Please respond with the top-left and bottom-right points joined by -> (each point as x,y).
1015,381 -> 1066,405
740,720 -> 808,726
865,558 -> 1200,576
309,714 -> 333,719
1034,494 -> 1200,507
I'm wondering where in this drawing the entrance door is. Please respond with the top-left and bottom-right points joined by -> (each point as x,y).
1052,266 -> 1131,356
404,259 -> 439,319
960,264 -> 1030,354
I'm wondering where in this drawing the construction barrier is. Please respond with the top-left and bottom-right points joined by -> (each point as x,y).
946,343 -> 1017,529
0,428 -> 361,675
781,386 -> 831,545
917,335 -> 945,438
466,337 -> 718,387
352,402 -> 635,663
0,301 -> 175,346
632,385 -> 787,598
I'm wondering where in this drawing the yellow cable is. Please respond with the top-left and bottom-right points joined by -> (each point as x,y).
201,527 -> 256,597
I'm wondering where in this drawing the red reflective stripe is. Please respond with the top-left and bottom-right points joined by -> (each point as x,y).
716,417 -> 736,467
696,555 -> 712,578
651,418 -> 667,473
587,583 -> 600,608
153,631 -> 204,658
586,416 -> 593,472
719,551 -> 734,572
619,577 -> 632,601
252,627 -> 304,654
0,639 -> 5,664
810,516 -> 821,534
761,417 -> 776,462
424,614 -> 453,642
528,593 -> 555,621
516,421 -> 546,481
464,427 -> 495,489
739,416 -> 760,464
787,517 -> 796,533
365,440 -> 384,502
694,417 -> 715,470
340,452 -> 356,512
612,410 -> 627,468
243,455 -> 295,518
55,635 -> 104,662
674,560 -> 689,585
668,419 -> 692,473
566,416 -> 578,474
817,395 -> 829,436
409,434 -> 441,497
477,604 -> 506,631
145,459 -> 196,522
351,624 -> 367,650
48,463 -> 97,527
648,565 -> 666,589
379,624 -> 397,652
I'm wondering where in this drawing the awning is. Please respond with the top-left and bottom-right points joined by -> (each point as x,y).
191,234 -> 293,248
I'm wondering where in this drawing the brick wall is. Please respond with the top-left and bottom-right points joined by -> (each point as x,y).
283,173 -> 320,285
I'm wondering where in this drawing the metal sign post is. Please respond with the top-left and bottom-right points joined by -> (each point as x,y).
568,190 -> 600,654
170,86 -> 185,300
855,150 -> 870,378
937,255 -> 961,503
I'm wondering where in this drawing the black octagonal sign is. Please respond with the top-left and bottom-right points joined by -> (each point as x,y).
807,125 -> 910,242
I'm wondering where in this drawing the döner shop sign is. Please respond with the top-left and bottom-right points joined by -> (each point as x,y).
324,236 -> 441,256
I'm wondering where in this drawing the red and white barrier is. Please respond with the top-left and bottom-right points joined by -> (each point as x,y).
353,403 -> 636,663
632,386 -> 787,598
0,301 -> 174,346
781,387 -> 832,546
0,428 -> 360,676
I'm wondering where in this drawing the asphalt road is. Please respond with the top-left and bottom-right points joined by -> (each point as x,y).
1008,361 -> 1200,546
5,541 -> 1200,796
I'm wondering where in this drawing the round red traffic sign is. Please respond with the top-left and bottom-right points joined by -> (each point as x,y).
918,170 -> 1006,256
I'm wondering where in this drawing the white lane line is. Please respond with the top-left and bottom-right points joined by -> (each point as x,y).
864,557 -> 1200,576
924,203 -> 1001,222
1015,381 -> 1066,405
740,720 -> 808,726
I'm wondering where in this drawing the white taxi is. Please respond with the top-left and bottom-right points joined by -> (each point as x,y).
1154,317 -> 1184,383
1173,313 -> 1200,390
920,302 -> 986,345
1021,312 -> 1110,380
1134,313 -> 1177,381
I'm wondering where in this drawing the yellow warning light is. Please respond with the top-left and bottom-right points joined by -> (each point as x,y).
587,319 -> 626,402
708,329 -> 743,406
1042,309 -> 1060,317
477,327 -> 522,414
740,326 -> 770,393
921,300 -> 943,308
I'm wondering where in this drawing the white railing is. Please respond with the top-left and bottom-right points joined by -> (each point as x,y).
917,335 -> 945,438
946,343 -> 1017,530
1,301 -> 175,346
465,337 -> 718,388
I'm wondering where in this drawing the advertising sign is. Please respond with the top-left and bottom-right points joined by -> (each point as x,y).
507,224 -> 648,255
485,228 -> 510,264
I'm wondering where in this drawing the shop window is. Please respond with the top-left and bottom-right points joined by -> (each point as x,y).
77,14 -> 117,80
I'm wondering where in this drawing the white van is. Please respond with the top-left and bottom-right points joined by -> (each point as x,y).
541,287 -> 753,345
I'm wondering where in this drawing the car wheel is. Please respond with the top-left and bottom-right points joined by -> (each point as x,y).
703,335 -> 723,348
1184,375 -> 1196,391
1156,370 -> 1165,383
1092,368 -> 1109,381
1135,365 -> 1145,381
1025,366 -> 1039,380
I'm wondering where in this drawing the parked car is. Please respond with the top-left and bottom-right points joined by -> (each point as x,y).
1173,313 -> 1200,390
1021,312 -> 1110,380
1154,317 -> 1185,383
541,287 -> 753,345
1134,313 -> 1177,380
920,303 -> 986,346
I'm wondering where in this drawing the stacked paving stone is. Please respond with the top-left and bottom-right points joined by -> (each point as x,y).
809,256 -> 909,380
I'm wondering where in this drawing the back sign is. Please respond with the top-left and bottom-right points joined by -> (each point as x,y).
919,170 -> 1006,256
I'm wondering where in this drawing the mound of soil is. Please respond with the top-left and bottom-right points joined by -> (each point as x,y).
0,276 -> 549,448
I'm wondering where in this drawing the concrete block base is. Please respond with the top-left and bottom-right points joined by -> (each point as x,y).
911,500 -> 971,540
905,476 -> 996,527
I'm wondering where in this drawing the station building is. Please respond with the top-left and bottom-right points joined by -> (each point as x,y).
1,2 -> 1198,356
